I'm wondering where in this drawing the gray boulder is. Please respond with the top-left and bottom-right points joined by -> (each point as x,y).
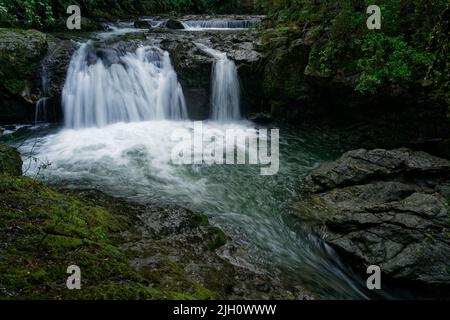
292,148 -> 450,286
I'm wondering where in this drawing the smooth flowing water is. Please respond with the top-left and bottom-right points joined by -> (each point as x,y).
6,119 -> 390,299
182,19 -> 259,30
63,42 -> 187,128
196,43 -> 241,121
2,22 -> 403,299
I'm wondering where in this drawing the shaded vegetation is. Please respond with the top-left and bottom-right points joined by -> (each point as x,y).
259,0 -> 448,95
0,0 -> 243,28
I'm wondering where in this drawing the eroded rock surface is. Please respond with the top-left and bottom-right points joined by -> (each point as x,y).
292,148 -> 450,288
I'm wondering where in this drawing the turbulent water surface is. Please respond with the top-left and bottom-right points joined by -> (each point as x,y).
2,20 -> 406,299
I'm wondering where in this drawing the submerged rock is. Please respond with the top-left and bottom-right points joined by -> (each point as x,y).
292,148 -> 450,293
134,20 -> 152,29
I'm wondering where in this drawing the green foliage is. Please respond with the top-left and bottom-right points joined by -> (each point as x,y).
258,0 -> 447,94
0,0 -> 54,28
356,33 -> 433,94
0,0 -> 243,28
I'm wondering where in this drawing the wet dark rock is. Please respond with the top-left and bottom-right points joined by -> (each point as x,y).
0,29 -> 48,123
163,19 -> 185,30
153,30 -> 263,119
292,148 -> 450,291
40,36 -> 78,98
78,191 -> 312,299
258,27 -> 450,154
247,112 -> 273,124
159,37 -> 213,120
134,20 -> 152,29
0,144 -> 22,176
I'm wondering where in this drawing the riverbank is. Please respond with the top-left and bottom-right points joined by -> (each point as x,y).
0,143 -> 310,299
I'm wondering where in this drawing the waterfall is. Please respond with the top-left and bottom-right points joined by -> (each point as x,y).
62,42 -> 188,128
35,97 -> 49,124
195,43 -> 241,121
182,19 -> 258,30
35,61 -> 50,124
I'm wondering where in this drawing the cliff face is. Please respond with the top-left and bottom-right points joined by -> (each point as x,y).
0,29 -> 48,123
256,2 -> 450,156
292,148 -> 450,297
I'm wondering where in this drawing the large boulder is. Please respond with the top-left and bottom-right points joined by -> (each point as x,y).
159,37 -> 213,120
163,19 -> 185,30
36,36 -> 78,122
0,29 -> 48,123
292,148 -> 450,289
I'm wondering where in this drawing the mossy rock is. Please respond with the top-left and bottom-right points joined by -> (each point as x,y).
261,28 -> 312,107
0,144 -> 22,176
50,17 -> 99,32
0,28 -> 48,96
0,172 -> 215,299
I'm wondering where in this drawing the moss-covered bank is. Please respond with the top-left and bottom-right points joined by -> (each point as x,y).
0,144 -> 309,299
0,146 -> 217,299
0,28 -> 48,123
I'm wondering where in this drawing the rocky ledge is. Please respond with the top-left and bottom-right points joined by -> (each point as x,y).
291,148 -> 450,294
154,29 -> 263,119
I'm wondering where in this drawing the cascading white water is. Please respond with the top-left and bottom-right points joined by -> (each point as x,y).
196,43 -> 241,121
182,19 -> 258,30
62,42 -> 188,128
35,97 -> 49,124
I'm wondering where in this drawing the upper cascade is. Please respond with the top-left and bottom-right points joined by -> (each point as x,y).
182,19 -> 259,30
195,43 -> 241,121
62,42 -> 188,128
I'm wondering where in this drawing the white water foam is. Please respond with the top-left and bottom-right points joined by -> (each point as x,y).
182,19 -> 258,30
196,43 -> 241,121
62,42 -> 187,128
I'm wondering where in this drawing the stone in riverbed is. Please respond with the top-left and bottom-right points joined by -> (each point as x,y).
291,148 -> 450,290
164,19 -> 185,30
134,20 -> 151,29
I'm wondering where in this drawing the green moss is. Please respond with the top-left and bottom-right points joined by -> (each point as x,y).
0,28 -> 47,96
207,228 -> 227,251
261,0 -> 448,100
0,172 -> 217,300
187,212 -> 209,227
0,144 -> 22,176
